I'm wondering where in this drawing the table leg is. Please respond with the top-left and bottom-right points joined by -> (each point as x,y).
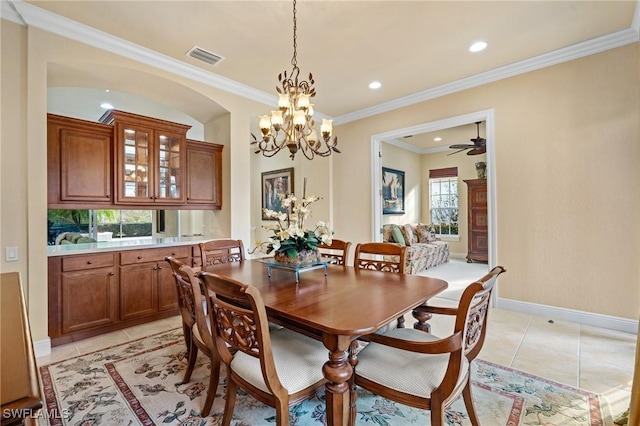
322,334 -> 353,426
412,307 -> 432,332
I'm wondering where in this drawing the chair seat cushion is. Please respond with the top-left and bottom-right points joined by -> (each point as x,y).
355,328 -> 469,398
231,328 -> 326,395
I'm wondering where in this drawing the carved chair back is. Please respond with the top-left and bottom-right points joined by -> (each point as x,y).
354,242 -> 406,273
199,239 -> 245,268
318,239 -> 352,265
165,257 -> 220,416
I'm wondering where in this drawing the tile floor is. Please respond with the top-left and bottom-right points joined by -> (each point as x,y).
37,260 -> 637,425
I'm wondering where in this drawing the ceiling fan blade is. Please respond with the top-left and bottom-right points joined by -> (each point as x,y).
447,148 -> 468,156
449,144 -> 474,149
466,147 -> 486,155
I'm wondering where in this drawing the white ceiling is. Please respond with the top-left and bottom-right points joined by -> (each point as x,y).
6,0 -> 640,149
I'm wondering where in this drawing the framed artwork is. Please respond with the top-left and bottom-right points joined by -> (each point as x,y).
382,167 -> 405,214
261,167 -> 294,220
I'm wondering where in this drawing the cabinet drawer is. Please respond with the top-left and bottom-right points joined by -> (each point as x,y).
62,253 -> 116,271
120,246 -> 191,265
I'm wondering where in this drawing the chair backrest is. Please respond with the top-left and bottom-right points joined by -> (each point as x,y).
456,266 -> 506,362
318,239 -> 352,265
165,256 -> 197,329
199,239 -> 245,267
354,242 -> 406,273
198,270 -> 284,393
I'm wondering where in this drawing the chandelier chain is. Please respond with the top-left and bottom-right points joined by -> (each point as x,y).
291,0 -> 298,69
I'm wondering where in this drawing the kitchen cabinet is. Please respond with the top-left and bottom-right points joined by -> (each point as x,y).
48,244 -> 194,346
48,253 -> 118,340
119,246 -> 190,320
101,110 -> 191,206
464,179 -> 489,263
47,114 -> 113,207
186,139 -> 223,209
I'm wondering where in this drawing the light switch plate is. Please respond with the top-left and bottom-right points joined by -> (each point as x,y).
5,246 -> 18,262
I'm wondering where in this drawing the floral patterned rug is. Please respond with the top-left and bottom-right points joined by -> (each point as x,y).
39,328 -> 608,426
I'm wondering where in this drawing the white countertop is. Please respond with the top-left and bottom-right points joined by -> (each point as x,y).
47,236 -> 210,257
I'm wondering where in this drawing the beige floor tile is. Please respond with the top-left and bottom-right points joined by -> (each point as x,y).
36,341 -> 79,366
511,345 -> 579,386
73,329 -> 132,355
123,315 -> 182,339
517,316 -> 580,355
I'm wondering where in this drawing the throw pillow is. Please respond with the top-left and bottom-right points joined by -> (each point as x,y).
382,225 -> 394,243
415,224 -> 430,243
391,225 -> 406,245
428,225 -> 438,242
403,224 -> 417,246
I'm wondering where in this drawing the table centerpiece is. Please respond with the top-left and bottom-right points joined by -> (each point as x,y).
251,180 -> 332,266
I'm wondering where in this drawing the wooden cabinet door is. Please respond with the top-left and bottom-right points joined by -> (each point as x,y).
155,130 -> 186,204
156,258 -> 187,312
47,113 -> 114,207
186,140 -> 223,208
119,263 -> 157,320
60,267 -> 117,334
115,121 -> 155,204
464,179 -> 489,263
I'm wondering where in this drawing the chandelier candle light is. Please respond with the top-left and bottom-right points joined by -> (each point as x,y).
251,0 -> 340,160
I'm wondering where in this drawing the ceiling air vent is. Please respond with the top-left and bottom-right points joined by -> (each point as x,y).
186,46 -> 224,66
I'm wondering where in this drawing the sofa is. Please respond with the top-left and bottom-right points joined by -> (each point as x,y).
382,223 -> 449,274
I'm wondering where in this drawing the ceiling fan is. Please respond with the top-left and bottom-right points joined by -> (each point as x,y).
448,121 -> 486,155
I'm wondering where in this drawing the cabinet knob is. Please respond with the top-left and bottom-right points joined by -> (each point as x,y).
87,261 -> 92,264
105,195 -> 110,198
109,272 -> 115,276
157,266 -> 162,270
137,256 -> 142,260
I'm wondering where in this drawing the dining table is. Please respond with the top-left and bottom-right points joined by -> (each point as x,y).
204,259 -> 448,426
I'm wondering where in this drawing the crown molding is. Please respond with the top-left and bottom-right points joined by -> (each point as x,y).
7,0 -> 639,125
9,0 -> 277,108
1,0 -> 25,25
334,27 -> 640,126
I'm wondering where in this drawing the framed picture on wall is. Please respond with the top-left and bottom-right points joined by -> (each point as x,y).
261,167 -> 294,220
382,167 -> 405,214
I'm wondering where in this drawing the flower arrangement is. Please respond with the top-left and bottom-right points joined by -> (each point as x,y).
252,191 -> 332,263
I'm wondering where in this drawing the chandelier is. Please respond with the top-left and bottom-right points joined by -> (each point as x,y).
251,0 -> 339,160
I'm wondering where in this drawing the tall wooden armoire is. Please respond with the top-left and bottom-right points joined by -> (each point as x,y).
464,179 -> 488,263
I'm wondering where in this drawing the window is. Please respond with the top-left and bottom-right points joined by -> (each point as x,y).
429,167 -> 459,236
47,209 -> 153,244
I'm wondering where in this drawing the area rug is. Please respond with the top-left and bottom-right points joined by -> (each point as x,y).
39,328 -> 607,426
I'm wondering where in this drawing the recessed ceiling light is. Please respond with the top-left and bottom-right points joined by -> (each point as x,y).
368,81 -> 382,89
100,103 -> 114,109
434,137 -> 442,142
469,41 -> 488,53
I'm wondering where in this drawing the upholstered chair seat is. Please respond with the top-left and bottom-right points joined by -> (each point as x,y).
230,327 -> 327,395
355,328 -> 470,398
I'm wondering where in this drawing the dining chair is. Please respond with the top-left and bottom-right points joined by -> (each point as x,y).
349,266 -> 506,426
165,256 -> 220,416
199,239 -> 245,268
354,241 -> 406,273
318,238 -> 352,265
354,242 -> 407,329
198,270 -> 328,426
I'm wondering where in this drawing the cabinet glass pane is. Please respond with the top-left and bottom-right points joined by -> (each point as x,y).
122,128 -> 150,199
157,133 -> 181,200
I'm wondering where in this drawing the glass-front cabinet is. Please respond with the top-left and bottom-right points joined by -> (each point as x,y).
103,110 -> 190,205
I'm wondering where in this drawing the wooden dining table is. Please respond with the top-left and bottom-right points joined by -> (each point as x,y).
204,259 -> 448,426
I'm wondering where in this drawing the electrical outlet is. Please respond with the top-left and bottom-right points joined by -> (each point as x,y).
5,246 -> 18,262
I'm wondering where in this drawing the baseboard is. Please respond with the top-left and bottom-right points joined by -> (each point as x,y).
33,337 -> 52,358
449,252 -> 467,260
496,297 -> 639,334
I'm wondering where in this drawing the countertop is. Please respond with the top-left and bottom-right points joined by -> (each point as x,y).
47,236 -> 210,257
